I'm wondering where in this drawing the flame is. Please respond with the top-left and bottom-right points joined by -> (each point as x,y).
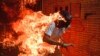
10,9 -> 60,56
1,0 -> 62,56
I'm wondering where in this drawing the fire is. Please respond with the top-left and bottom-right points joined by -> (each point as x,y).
1,0 -> 62,56
11,9 -> 60,56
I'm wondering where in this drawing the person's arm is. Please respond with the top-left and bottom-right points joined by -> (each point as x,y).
43,33 -> 64,46
43,22 -> 72,47
43,33 -> 73,47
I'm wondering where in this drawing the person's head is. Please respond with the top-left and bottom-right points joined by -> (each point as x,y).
59,10 -> 72,21
55,10 -> 72,28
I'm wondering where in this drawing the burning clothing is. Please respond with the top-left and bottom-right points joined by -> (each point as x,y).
43,10 -> 72,56
45,22 -> 65,41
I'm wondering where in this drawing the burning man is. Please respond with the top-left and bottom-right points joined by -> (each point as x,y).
43,10 -> 73,56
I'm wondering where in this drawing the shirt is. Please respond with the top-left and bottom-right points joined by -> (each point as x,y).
45,22 -> 64,41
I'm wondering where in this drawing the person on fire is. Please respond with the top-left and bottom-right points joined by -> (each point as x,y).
43,10 -> 73,56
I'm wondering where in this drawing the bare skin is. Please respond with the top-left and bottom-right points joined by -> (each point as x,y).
43,33 -> 72,47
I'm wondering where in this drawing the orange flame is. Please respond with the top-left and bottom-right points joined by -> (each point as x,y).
10,9 -> 60,56
1,0 -> 62,56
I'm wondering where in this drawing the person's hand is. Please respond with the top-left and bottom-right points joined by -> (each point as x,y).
61,43 -> 73,48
